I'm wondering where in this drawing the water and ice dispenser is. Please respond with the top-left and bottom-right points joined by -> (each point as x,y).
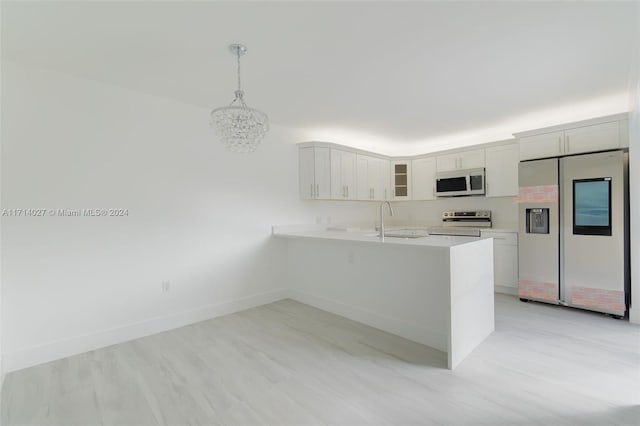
526,208 -> 549,234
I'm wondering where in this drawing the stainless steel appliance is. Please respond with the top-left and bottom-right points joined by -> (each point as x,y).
435,168 -> 485,197
518,150 -> 629,318
428,210 -> 491,237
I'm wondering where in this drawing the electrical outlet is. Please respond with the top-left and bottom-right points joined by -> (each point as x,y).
162,281 -> 171,293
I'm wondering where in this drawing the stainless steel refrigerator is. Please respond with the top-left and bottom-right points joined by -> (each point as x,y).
518,150 -> 629,318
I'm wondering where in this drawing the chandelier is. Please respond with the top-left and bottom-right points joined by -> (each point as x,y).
210,44 -> 269,153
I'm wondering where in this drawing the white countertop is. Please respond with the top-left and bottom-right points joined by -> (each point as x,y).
481,228 -> 518,233
272,225 -> 482,248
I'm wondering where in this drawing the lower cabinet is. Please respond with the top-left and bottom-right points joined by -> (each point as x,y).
480,230 -> 518,295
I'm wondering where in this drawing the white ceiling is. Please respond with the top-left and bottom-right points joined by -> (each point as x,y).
2,1 -> 638,155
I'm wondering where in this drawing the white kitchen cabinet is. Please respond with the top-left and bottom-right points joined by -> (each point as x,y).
357,155 -> 390,201
331,149 -> 357,200
481,230 -> 518,295
518,131 -> 564,160
411,157 -> 437,200
519,120 -> 626,161
299,147 -> 331,199
378,159 -> 391,200
564,121 -> 621,155
485,143 -> 519,197
391,160 -> 412,200
436,149 -> 485,172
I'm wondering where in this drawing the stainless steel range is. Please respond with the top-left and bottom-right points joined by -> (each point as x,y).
428,210 -> 492,237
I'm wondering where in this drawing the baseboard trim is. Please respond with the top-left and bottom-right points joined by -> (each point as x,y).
629,306 -> 640,325
288,289 -> 447,352
3,288 -> 289,373
495,285 -> 518,296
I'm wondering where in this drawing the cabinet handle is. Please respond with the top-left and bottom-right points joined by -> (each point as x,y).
346,185 -> 349,198
310,184 -> 314,198
316,184 -> 319,198
566,135 -> 570,153
558,136 -> 562,153
385,188 -> 388,200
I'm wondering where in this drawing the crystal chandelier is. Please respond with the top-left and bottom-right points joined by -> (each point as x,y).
210,44 -> 269,153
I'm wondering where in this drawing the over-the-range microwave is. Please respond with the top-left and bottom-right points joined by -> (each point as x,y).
435,168 -> 485,197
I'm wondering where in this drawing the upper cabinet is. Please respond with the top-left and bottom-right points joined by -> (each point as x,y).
391,160 -> 412,200
298,114 -> 628,202
485,143 -> 519,197
330,149 -> 357,200
357,155 -> 390,201
518,131 -> 564,160
518,116 -> 628,161
412,157 -> 437,200
299,147 -> 331,200
436,149 -> 485,172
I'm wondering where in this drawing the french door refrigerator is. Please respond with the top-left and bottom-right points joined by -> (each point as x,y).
518,150 -> 629,318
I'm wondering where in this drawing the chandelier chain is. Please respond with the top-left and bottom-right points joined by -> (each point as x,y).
236,49 -> 242,92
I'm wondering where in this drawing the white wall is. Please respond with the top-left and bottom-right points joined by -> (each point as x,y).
628,4 -> 640,325
0,1 -> 3,390
0,62 -> 381,372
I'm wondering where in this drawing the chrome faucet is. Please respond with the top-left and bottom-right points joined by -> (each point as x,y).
379,201 -> 394,241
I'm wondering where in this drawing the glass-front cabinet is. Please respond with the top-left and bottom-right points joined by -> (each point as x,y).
391,160 -> 412,200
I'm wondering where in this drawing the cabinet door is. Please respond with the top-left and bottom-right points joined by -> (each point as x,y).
374,158 -> 390,201
356,155 -> 372,200
458,149 -> 485,169
411,157 -> 436,200
519,131 -> 563,161
391,161 -> 412,200
314,147 -> 331,199
299,147 -> 315,199
331,149 -> 356,200
564,121 -> 620,155
342,151 -> 357,200
436,153 -> 459,172
485,144 -> 518,197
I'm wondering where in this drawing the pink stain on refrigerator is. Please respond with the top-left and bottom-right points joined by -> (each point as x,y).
515,185 -> 558,203
571,287 -> 625,313
519,279 -> 558,302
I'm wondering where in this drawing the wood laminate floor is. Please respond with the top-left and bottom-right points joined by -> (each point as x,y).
1,295 -> 639,426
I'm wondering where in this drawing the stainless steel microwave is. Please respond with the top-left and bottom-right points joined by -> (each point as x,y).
435,168 -> 485,197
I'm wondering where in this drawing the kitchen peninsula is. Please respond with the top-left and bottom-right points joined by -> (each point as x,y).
273,226 -> 495,369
